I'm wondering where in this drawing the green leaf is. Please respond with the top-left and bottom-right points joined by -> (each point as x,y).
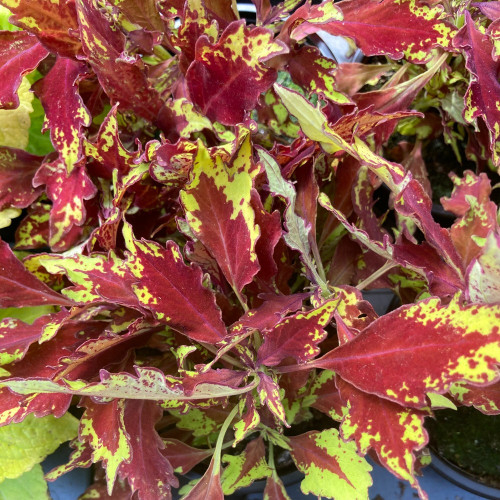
0,412 -> 79,481
0,305 -> 55,325
0,6 -> 19,31
221,437 -> 272,495
258,148 -> 326,290
0,464 -> 49,500
289,428 -> 373,499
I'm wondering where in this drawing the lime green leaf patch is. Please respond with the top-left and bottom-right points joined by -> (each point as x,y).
0,412 -> 78,482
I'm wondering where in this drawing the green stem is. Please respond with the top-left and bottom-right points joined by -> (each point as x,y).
355,260 -> 398,291
233,286 -> 249,313
212,405 -> 239,475
200,342 -> 246,369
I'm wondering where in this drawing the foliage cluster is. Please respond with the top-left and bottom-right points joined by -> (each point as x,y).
0,0 -> 499,498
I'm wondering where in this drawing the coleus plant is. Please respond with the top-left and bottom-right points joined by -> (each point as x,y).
0,0 -> 499,498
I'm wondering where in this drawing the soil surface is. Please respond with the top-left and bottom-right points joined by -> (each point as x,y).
426,406 -> 500,488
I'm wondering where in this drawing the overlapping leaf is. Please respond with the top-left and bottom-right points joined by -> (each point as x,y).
81,397 -> 177,498
84,104 -> 138,178
467,231 -> 500,304
34,57 -> 91,174
180,133 -> 261,294
0,0 -> 81,57
186,20 -> 287,125
0,310 -> 68,366
288,428 -> 373,499
453,11 -> 500,167
127,235 -> 226,343
292,0 -> 456,64
258,148 -> 327,289
221,437 -> 272,494
338,378 -> 428,496
451,380 -> 500,415
162,439 -> 211,475
0,365 -> 256,401
314,297 -> 500,408
0,32 -> 48,109
33,159 -> 97,250
0,147 -> 43,210
75,0 -> 168,128
41,252 -> 140,309
0,240 -> 72,307
274,85 -> 408,193
441,171 -> 498,267
257,299 -> 338,366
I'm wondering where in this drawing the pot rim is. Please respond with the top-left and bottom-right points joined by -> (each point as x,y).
430,451 -> 500,499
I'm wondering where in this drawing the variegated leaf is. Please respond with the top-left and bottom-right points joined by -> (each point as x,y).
221,437 -> 272,494
257,299 -> 338,366
33,159 -> 97,251
0,147 -> 43,210
257,371 -> 287,424
79,397 -> 131,494
292,0 -> 456,64
1,366 -> 255,401
467,231 -> 500,304
0,0 -> 82,57
288,428 -> 373,499
314,297 -> 500,408
76,0 -> 168,128
186,20 -> 287,125
127,236 -> 226,343
117,399 -> 178,499
338,378 -> 428,496
34,57 -> 91,174
0,240 -> 72,307
450,380 -> 500,415
453,11 -> 500,168
84,104 -> 139,178
180,133 -> 261,294
441,171 -> 498,267
0,31 -> 48,109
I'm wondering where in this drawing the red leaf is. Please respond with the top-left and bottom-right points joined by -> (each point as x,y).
314,297 -> 500,408
186,20 -> 287,125
392,239 -> 463,297
257,299 -> 338,366
0,240 -> 73,307
85,105 -> 140,178
33,159 -> 97,251
264,474 -> 291,500
221,437 -> 272,494
118,400 -> 178,499
0,311 -> 69,365
257,372 -> 287,424
182,454 -> 223,500
251,191 -> 282,284
453,11 -> 500,167
15,202 -> 50,250
395,178 -> 465,280
0,32 -> 48,109
0,322 -> 90,425
34,57 -> 91,174
1,0 -> 81,57
451,380 -> 500,415
162,439 -> 211,475
130,238 -> 226,343
293,0 -> 456,64
75,0 -> 169,128
441,171 -> 498,266
338,378 -> 428,494
288,428 -> 372,498
0,147 -> 44,210
180,135 -> 261,293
